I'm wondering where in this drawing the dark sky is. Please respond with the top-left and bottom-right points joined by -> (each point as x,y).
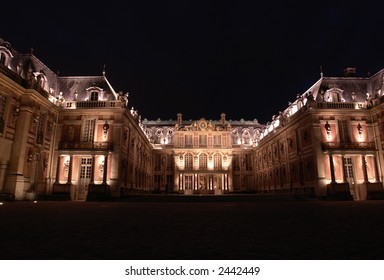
2,1 -> 384,124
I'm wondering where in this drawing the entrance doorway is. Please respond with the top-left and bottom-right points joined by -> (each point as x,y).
343,157 -> 357,200
77,157 -> 92,200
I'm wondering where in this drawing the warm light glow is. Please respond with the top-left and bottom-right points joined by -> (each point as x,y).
273,119 -> 280,128
291,104 -> 298,114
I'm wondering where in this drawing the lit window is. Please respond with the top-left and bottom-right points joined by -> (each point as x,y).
185,153 -> 193,170
199,153 -> 207,170
199,135 -> 207,147
214,135 -> 221,146
0,94 -> 6,133
90,91 -> 99,101
185,135 -> 192,147
214,154 -> 222,170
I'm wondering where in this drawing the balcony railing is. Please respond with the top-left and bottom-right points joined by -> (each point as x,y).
321,141 -> 375,151
316,102 -> 365,109
58,141 -> 113,151
64,100 -> 120,109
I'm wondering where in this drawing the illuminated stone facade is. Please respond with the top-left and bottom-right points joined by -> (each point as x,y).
1,38 -> 384,201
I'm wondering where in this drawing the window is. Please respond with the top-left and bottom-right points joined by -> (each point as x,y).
233,154 -> 240,171
185,153 -> 193,170
0,52 -> 5,65
338,120 -> 350,142
185,135 -> 192,147
90,91 -> 99,101
213,135 -> 221,146
245,154 -> 252,171
36,113 -> 46,144
199,135 -> 207,147
343,157 -> 354,179
154,154 -> 161,171
83,119 -> 96,142
199,153 -> 207,170
214,154 -> 222,170
185,175 -> 193,190
80,158 -> 93,179
0,93 -> 6,133
243,130 -> 250,144
166,154 -> 173,171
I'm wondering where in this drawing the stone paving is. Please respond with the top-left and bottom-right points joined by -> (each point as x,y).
1,197 -> 384,260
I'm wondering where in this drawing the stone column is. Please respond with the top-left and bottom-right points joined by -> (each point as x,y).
372,155 -> 380,182
0,161 -> 8,192
341,155 -> 347,182
362,155 -> 369,183
90,155 -> 95,184
102,154 -> 108,184
5,99 -> 33,199
67,155 -> 73,184
54,156 -> 61,184
329,154 -> 336,183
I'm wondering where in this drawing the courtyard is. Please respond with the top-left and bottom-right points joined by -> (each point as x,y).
0,197 -> 383,260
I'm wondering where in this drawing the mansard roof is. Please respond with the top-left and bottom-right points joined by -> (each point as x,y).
57,75 -> 118,101
313,76 -> 370,102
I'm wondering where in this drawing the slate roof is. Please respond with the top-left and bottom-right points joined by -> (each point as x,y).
58,75 -> 118,101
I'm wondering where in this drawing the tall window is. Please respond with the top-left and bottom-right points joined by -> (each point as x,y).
213,135 -> 221,146
80,158 -> 93,179
243,131 -> 250,144
185,153 -> 193,170
233,154 -> 240,171
90,91 -> 99,101
166,154 -> 173,171
36,113 -> 46,144
199,153 -> 207,170
199,135 -> 207,147
245,154 -> 252,171
214,154 -> 222,170
338,120 -> 350,142
0,93 -> 6,133
185,175 -> 192,190
154,154 -> 161,171
83,119 -> 96,142
0,52 -> 5,65
185,135 -> 192,147
343,157 -> 354,180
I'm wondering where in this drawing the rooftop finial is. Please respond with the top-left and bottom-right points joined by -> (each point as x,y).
102,64 -> 106,76
320,65 -> 323,78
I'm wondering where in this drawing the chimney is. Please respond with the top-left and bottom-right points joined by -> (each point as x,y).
344,67 -> 356,77
177,113 -> 182,127
220,113 -> 226,125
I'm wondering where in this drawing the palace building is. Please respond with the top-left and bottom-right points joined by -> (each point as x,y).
1,38 -> 384,201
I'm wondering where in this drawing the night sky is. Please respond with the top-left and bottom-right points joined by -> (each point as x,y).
2,1 -> 384,124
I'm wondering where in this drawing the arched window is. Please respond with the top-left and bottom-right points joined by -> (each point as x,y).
0,52 -> 5,65
199,153 -> 207,170
214,153 -> 222,170
0,47 -> 13,68
90,91 -> 99,101
185,153 -> 193,170
0,93 -> 7,133
242,129 -> 250,144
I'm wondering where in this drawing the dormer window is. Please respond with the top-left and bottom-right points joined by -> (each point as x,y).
0,53 -> 5,65
86,86 -> 103,101
326,86 -> 344,102
90,91 -> 99,101
0,47 -> 13,68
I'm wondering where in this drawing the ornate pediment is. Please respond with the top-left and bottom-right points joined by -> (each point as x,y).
179,118 -> 212,131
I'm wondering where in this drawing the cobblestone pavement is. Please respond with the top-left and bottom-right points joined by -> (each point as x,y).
1,198 -> 384,260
